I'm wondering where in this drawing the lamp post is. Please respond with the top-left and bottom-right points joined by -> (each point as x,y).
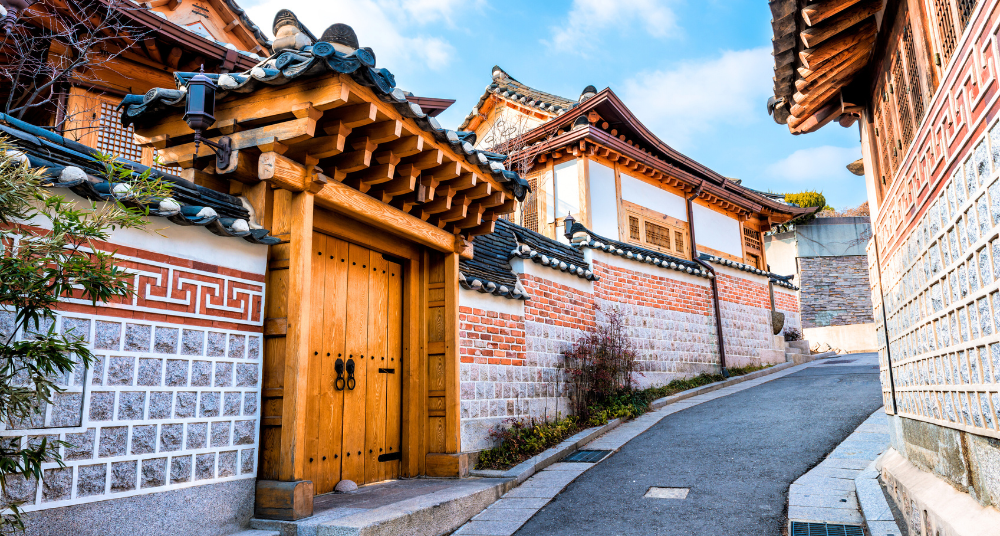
183,66 -> 232,170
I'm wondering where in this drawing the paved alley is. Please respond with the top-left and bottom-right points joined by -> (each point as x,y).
513,354 -> 883,535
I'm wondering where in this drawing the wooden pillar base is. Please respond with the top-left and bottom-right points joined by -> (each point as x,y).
255,480 -> 314,520
425,452 -> 471,478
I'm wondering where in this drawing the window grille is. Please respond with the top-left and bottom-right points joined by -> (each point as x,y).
903,25 -> 926,124
673,230 -> 685,253
956,0 -> 978,28
893,53 -> 915,148
95,101 -> 180,175
743,226 -> 763,253
644,221 -> 672,249
522,177 -> 538,232
629,216 -> 640,240
933,0 -> 958,66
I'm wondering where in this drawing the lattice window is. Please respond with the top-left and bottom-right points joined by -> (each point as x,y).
644,221 -> 672,249
903,25 -> 926,124
893,54 -> 915,148
933,0 -> 958,66
94,101 -> 180,175
956,0 -> 978,28
522,177 -> 538,232
622,201 -> 689,259
743,226 -> 763,253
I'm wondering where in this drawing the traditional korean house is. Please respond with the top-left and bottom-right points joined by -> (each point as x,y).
766,0 -> 1000,531
450,67 -> 814,450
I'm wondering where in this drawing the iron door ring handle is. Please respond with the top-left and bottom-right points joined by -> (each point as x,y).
334,358 -> 345,391
346,358 -> 356,390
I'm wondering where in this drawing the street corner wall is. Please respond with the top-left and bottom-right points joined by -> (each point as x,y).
714,265 -> 780,368
588,250 -> 719,388
798,255 -> 875,329
0,232 -> 267,536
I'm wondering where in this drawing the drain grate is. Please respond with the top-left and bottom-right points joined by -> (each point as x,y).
562,450 -> 610,463
790,521 -> 864,536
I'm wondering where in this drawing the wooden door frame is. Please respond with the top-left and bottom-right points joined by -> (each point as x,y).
313,208 -> 426,480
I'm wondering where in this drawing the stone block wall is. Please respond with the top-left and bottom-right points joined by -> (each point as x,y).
0,241 -> 264,529
458,251 -> 797,450
799,255 -> 874,328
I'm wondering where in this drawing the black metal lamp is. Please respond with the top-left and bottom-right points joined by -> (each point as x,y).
183,66 -> 232,170
563,212 -> 576,240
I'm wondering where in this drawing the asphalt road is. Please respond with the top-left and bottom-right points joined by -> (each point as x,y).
514,354 -> 883,536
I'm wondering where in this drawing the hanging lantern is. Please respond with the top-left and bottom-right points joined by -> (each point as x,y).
182,66 -> 231,170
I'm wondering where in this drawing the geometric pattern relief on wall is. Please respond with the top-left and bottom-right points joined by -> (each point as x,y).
877,117 -> 1000,440
0,312 -> 261,512
63,249 -> 266,327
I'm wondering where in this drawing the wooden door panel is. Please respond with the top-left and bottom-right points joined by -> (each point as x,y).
318,236 -> 349,493
342,243 -> 370,483
385,260 -> 403,479
304,233 -> 327,487
365,252 -> 388,484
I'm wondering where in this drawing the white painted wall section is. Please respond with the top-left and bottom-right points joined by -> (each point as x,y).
620,173 -> 687,221
588,161 -> 619,238
693,204 -> 743,258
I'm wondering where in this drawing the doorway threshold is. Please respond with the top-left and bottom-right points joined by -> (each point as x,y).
250,477 -> 514,536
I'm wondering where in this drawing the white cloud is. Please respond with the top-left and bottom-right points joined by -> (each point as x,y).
766,146 -> 861,182
546,0 -> 679,54
244,0 -> 458,72
619,47 -> 773,149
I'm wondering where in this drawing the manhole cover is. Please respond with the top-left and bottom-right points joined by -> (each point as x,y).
790,521 -> 863,535
562,450 -> 610,463
644,487 -> 689,499
823,359 -> 856,364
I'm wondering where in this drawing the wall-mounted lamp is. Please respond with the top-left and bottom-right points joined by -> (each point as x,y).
563,212 -> 576,240
183,67 -> 232,170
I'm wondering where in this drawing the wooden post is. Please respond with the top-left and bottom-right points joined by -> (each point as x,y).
280,191 -> 315,482
443,252 -> 460,454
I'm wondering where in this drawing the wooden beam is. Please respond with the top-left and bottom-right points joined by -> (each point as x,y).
314,180 -> 459,254
402,149 -> 444,171
343,163 -> 396,193
425,161 -> 462,182
330,102 -> 378,128
166,46 -> 182,69
792,55 -> 867,103
278,191 -> 315,481
367,168 -> 419,201
351,120 -> 403,144
799,0 -> 881,49
802,0 -> 864,26
143,38 -> 163,63
156,118 -> 318,165
133,77 -> 350,141
259,152 -> 328,193
374,135 -> 423,160
799,18 -> 876,69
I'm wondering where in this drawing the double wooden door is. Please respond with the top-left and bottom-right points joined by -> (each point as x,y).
306,232 -> 403,493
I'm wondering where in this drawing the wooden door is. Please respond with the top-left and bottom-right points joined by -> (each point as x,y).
306,233 -> 403,493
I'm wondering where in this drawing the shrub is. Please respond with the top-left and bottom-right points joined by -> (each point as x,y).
784,327 -> 802,341
564,307 -> 639,421
476,415 -> 580,470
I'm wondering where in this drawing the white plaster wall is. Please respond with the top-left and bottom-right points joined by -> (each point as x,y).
693,203 -> 744,258
803,323 -> 878,352
589,161 -> 619,238
620,173 -> 688,222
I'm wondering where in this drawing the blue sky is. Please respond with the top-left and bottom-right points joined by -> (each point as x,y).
243,0 -> 867,210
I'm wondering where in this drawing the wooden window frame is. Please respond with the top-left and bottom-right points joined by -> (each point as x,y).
621,200 -> 690,260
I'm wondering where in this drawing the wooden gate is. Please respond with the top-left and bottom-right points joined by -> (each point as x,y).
305,232 -> 403,493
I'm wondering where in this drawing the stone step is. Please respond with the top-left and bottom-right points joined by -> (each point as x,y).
784,347 -> 802,355
228,530 -> 280,536
787,340 -> 811,352
759,348 -> 786,364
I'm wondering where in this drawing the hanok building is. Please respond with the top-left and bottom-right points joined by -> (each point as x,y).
451,67 -> 815,449
766,0 -> 1000,531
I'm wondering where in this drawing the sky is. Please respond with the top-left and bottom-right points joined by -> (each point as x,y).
242,0 -> 868,210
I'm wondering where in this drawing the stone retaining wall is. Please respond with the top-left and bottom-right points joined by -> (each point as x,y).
799,255 -> 874,328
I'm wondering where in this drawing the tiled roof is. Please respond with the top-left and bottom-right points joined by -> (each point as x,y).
0,113 -> 279,245
119,39 -> 529,201
457,66 -> 578,131
698,253 -> 798,290
566,221 -> 710,279
459,218 -> 596,300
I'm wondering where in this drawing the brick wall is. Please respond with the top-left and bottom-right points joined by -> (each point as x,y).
799,255 -> 874,328
0,243 -> 264,515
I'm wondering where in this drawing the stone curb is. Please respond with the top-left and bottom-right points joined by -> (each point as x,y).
649,361 -> 798,410
855,455 -> 903,536
468,417 -> 624,483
